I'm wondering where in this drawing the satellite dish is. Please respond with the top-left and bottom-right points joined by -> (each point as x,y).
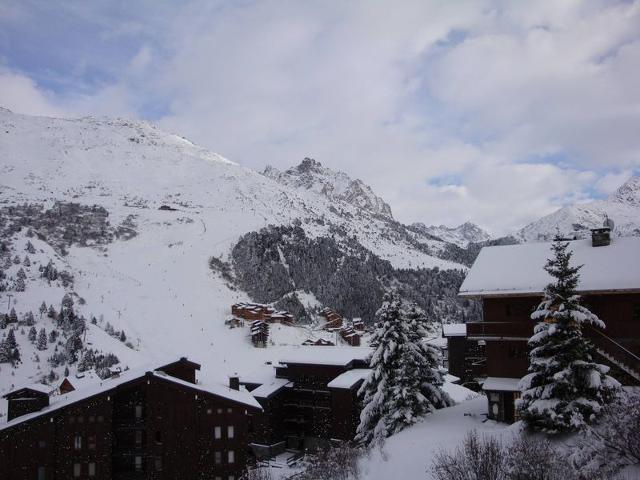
604,215 -> 615,230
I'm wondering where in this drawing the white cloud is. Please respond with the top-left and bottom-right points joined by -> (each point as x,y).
0,70 -> 66,117
1,1 -> 639,234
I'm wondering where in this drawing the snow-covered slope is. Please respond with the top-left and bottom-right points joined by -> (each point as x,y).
0,108 -> 468,402
412,221 -> 491,247
518,176 -> 640,242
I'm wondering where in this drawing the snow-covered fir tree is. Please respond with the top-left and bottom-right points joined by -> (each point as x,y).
28,326 -> 37,343
356,291 -> 450,447
36,328 -> 48,351
517,236 -> 620,433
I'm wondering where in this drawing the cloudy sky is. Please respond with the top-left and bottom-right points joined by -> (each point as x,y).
1,1 -> 639,234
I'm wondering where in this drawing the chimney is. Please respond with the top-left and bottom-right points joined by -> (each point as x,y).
229,375 -> 240,391
591,227 -> 611,247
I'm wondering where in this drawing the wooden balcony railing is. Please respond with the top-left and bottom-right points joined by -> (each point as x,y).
466,322 -> 533,339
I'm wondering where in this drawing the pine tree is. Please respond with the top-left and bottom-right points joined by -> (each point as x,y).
517,236 -> 620,433
47,304 -> 57,319
26,240 -> 36,254
356,292 -> 450,447
0,340 -> 11,363
6,329 -> 17,349
9,307 -> 18,324
23,255 -> 30,267
28,326 -> 37,342
24,311 -> 35,326
39,301 -> 47,318
15,275 -> 26,292
12,255 -> 20,264
0,315 -> 6,329
16,267 -> 26,280
37,328 -> 48,351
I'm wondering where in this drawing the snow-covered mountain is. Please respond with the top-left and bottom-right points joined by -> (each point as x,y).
263,158 -> 393,219
0,108 -> 473,402
412,221 -> 491,248
518,176 -> 640,242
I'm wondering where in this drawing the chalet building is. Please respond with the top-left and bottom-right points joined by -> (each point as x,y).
459,230 -> 640,423
231,303 -> 294,324
250,320 -> 270,348
441,324 -> 486,387
240,348 -> 370,453
0,357 -> 262,480
301,339 -> 335,346
320,308 -> 343,330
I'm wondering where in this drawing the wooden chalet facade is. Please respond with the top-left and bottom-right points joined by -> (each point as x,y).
459,231 -> 640,424
240,348 -> 370,452
0,357 -> 262,480
441,323 -> 486,387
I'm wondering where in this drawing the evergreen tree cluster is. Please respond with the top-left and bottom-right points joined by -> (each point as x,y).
356,292 -> 451,447
518,237 -> 620,433
231,224 -> 478,324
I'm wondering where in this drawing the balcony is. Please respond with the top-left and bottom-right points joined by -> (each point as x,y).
466,322 -> 533,340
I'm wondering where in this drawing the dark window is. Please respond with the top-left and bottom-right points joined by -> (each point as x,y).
633,303 -> 640,321
37,466 -> 46,480
88,435 -> 96,450
155,457 -> 163,472
135,430 -> 143,446
155,431 -> 162,444
38,440 -> 46,448
506,303 -> 530,317
97,415 -> 104,423
74,435 -> 82,450
88,462 -> 96,477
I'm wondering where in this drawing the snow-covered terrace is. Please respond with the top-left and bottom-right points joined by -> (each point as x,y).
459,237 -> 640,297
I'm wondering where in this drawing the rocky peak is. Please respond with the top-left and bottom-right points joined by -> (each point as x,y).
609,176 -> 640,207
262,158 -> 393,219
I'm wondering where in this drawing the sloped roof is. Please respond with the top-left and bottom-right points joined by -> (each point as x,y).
0,359 -> 261,432
459,237 -> 640,297
327,369 -> 370,389
278,346 -> 371,366
442,324 -> 467,337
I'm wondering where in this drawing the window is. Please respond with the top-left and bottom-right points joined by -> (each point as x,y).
38,440 -> 46,448
37,466 -> 46,480
216,408 -> 223,414
77,415 -> 84,423
214,451 -> 222,464
633,303 -> 640,321
74,435 -> 82,450
227,407 -> 232,414
88,463 -> 96,477
97,415 -> 104,423
229,476 -> 235,480
135,456 -> 142,472
155,457 -> 163,472
135,430 -> 143,446
135,405 -> 143,419
207,408 -> 212,415
69,416 -> 75,424
214,426 -> 222,439
215,477 -> 222,480
73,463 -> 81,477
227,426 -> 234,439
89,415 -> 95,423
88,436 -> 96,450
155,431 -> 163,444
228,450 -> 235,464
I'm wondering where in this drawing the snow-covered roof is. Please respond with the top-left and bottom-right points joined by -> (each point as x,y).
459,237 -> 640,297
249,378 -> 290,399
278,346 -> 371,366
0,361 -> 261,432
327,369 -> 370,389
482,377 -> 521,392
442,323 -> 467,337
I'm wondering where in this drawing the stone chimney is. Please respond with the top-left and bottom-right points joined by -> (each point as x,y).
591,227 -> 611,247
229,375 -> 240,391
